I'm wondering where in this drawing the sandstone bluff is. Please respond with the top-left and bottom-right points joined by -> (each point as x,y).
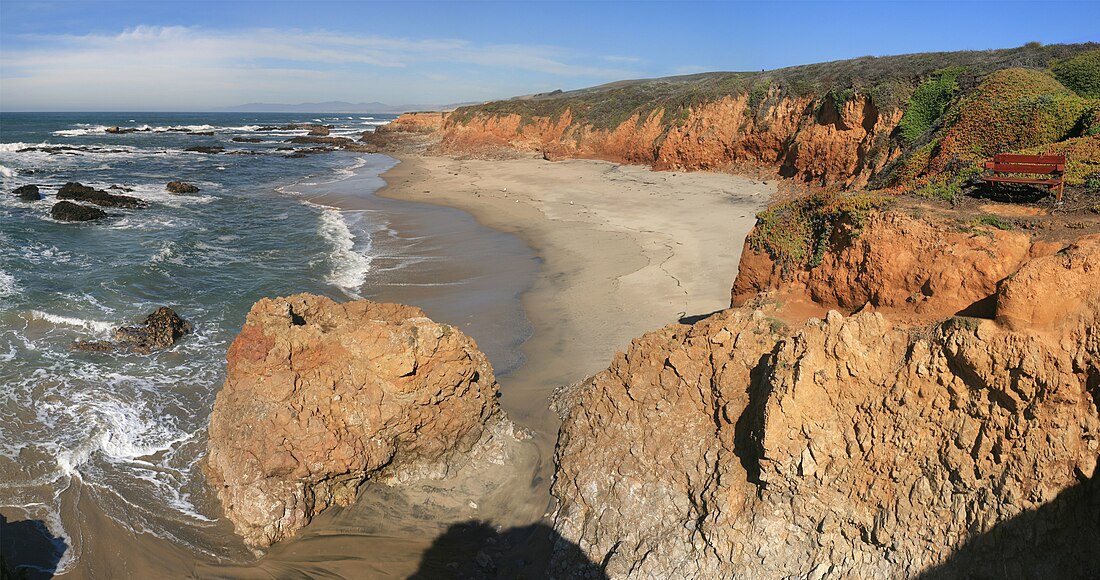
204,294 -> 510,547
549,230 -> 1100,578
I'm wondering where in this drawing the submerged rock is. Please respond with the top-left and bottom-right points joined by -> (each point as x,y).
13,184 -> 41,201
50,200 -> 106,222
74,307 -> 192,353
166,181 -> 200,194
57,182 -> 146,209
204,293 -> 506,547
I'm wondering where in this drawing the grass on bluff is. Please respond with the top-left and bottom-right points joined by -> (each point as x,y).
450,42 -> 1097,131
747,191 -> 895,271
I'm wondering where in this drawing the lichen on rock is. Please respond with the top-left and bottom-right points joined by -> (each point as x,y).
204,293 -> 507,547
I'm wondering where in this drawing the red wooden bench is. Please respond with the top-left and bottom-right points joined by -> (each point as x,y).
981,153 -> 1066,202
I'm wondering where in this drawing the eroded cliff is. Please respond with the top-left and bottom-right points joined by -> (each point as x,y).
439,92 -> 902,188
550,230 -> 1100,577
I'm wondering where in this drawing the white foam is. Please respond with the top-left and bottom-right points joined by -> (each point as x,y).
318,209 -> 370,295
0,164 -> 16,178
52,126 -> 111,137
0,269 -> 17,298
29,310 -> 115,335
0,142 -> 42,152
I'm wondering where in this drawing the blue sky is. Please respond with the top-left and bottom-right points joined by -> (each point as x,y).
1,0 -> 1097,111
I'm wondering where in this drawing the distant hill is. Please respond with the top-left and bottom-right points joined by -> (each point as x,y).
214,100 -> 480,114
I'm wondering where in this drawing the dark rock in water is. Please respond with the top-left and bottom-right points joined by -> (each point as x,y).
13,184 -> 41,201
185,146 -> 225,154
285,136 -> 352,146
74,307 -> 192,354
116,307 -> 193,351
231,137 -> 263,143
50,201 -> 106,222
107,185 -> 134,192
57,182 -> 147,209
193,132 -> 216,136
307,125 -> 330,136
166,181 -> 200,194
284,147 -> 335,158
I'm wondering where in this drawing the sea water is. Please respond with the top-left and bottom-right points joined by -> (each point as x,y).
0,112 -> 536,572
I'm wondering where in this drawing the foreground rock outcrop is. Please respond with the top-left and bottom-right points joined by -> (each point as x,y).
204,294 -> 507,547
550,232 -> 1100,577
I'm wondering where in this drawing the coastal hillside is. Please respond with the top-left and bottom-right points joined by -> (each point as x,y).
407,43 -> 1099,192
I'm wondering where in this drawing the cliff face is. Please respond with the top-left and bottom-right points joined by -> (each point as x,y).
205,294 -> 506,547
732,210 -> 1062,323
438,92 -> 904,188
550,232 -> 1100,577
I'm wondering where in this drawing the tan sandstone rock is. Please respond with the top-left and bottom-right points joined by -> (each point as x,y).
551,232 -> 1100,577
204,293 -> 505,547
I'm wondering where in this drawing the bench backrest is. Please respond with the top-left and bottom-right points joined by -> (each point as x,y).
985,153 -> 1066,175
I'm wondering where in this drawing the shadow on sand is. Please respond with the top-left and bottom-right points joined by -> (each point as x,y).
409,520 -> 606,580
0,513 -> 67,580
918,470 -> 1100,578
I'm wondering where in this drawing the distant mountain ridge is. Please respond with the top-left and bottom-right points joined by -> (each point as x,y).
214,100 -> 480,114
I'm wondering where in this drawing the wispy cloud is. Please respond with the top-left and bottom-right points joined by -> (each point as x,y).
0,25 -> 644,109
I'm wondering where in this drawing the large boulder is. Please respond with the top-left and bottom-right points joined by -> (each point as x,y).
204,294 -> 504,547
50,200 -> 106,222
13,184 -> 41,201
57,182 -> 146,209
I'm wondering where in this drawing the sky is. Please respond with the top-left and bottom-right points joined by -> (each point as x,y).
0,0 -> 1097,111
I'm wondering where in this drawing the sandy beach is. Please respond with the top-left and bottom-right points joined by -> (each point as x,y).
375,154 -> 772,438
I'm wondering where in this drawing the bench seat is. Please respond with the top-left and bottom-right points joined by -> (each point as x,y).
980,153 -> 1066,201
982,175 -> 1063,186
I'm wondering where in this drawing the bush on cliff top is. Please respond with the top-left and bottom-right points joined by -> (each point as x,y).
749,192 -> 894,271
898,67 -> 965,144
1051,49 -> 1100,98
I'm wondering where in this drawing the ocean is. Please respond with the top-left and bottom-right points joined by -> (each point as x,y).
0,112 -> 536,575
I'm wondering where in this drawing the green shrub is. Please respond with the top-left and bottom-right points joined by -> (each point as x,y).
1051,49 -> 1100,97
898,67 -> 966,143
973,215 -> 1015,230
748,192 -> 895,271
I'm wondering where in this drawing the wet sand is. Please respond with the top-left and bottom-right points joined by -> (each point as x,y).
7,153 -> 770,579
